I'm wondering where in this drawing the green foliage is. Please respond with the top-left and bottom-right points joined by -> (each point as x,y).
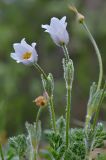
43,117 -> 106,160
94,123 -> 106,149
3,115 -> 106,160
64,149 -> 81,160
45,119 -> 85,160
26,121 -> 41,149
39,149 -> 54,160
96,154 -> 106,160
69,129 -> 86,159
8,134 -> 27,159
44,117 -> 66,160
44,130 -> 65,160
85,123 -> 106,159
56,116 -> 66,137
7,122 -> 42,160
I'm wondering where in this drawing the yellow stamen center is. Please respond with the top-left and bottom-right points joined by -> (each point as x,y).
22,52 -> 32,59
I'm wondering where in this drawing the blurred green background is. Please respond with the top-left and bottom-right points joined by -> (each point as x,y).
0,0 -> 106,140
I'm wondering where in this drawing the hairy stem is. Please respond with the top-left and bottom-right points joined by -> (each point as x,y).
36,107 -> 42,130
62,45 -> 70,61
66,85 -> 71,148
0,144 -> 4,160
82,22 -> 103,91
62,45 -> 72,148
36,107 -> 43,160
49,96 -> 57,133
33,63 -> 47,81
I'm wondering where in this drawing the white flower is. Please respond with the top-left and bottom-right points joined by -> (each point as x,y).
41,16 -> 69,46
10,38 -> 38,65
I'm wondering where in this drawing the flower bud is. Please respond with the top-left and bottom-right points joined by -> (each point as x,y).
63,58 -> 74,88
41,73 -> 54,96
76,13 -> 85,23
69,5 -> 85,23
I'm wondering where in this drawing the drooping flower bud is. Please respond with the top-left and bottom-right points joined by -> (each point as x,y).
69,5 -> 85,23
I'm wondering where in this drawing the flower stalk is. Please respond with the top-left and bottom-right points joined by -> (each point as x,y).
62,44 -> 70,62
82,22 -> 103,91
0,144 -> 4,160
35,107 -> 42,160
36,107 -> 42,132
74,10 -> 105,160
62,46 -> 74,148
66,84 -> 71,148
33,63 -> 48,81
82,21 -> 103,133
49,95 -> 57,133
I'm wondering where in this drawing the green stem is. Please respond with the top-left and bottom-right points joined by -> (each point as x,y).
0,144 -> 4,160
49,96 -> 57,133
35,107 -> 42,160
33,63 -> 48,81
66,85 -> 71,148
36,107 -> 42,130
62,45 -> 72,148
82,22 -> 103,91
62,45 -> 70,61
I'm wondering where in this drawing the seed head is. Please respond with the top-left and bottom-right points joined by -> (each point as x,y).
33,96 -> 47,107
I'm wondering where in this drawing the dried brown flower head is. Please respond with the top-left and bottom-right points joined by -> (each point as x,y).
33,96 -> 47,107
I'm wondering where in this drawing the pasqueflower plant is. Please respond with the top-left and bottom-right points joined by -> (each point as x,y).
0,5 -> 106,160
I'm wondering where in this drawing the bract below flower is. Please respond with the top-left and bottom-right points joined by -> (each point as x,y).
10,38 -> 38,65
41,16 -> 69,46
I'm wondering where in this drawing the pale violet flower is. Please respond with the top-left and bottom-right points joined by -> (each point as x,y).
42,16 -> 69,46
10,38 -> 38,65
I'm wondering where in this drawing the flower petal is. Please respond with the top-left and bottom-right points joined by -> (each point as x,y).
50,17 -> 61,31
60,16 -> 66,24
41,24 -> 49,30
60,16 -> 67,27
21,38 -> 33,51
31,42 -> 36,48
13,43 -> 28,54
10,53 -> 21,63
